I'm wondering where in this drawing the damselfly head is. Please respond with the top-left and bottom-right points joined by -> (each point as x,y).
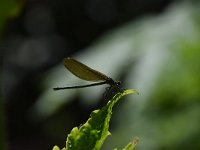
115,81 -> 121,86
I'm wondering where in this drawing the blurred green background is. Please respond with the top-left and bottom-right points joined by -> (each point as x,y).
1,0 -> 200,150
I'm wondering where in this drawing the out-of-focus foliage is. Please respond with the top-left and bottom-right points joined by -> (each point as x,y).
53,90 -> 137,150
144,39 -> 200,149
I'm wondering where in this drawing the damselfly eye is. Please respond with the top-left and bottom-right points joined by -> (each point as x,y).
116,81 -> 121,86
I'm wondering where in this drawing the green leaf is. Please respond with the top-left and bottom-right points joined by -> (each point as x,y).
122,137 -> 139,150
65,89 -> 138,150
52,145 -> 66,150
52,145 -> 60,150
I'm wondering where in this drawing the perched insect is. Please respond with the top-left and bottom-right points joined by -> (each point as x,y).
53,57 -> 122,99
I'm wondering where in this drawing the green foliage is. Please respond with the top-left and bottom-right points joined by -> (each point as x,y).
121,137 -> 139,150
53,89 -> 138,150
52,146 -> 62,150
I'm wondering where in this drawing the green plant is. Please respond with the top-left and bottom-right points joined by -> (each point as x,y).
52,89 -> 138,150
